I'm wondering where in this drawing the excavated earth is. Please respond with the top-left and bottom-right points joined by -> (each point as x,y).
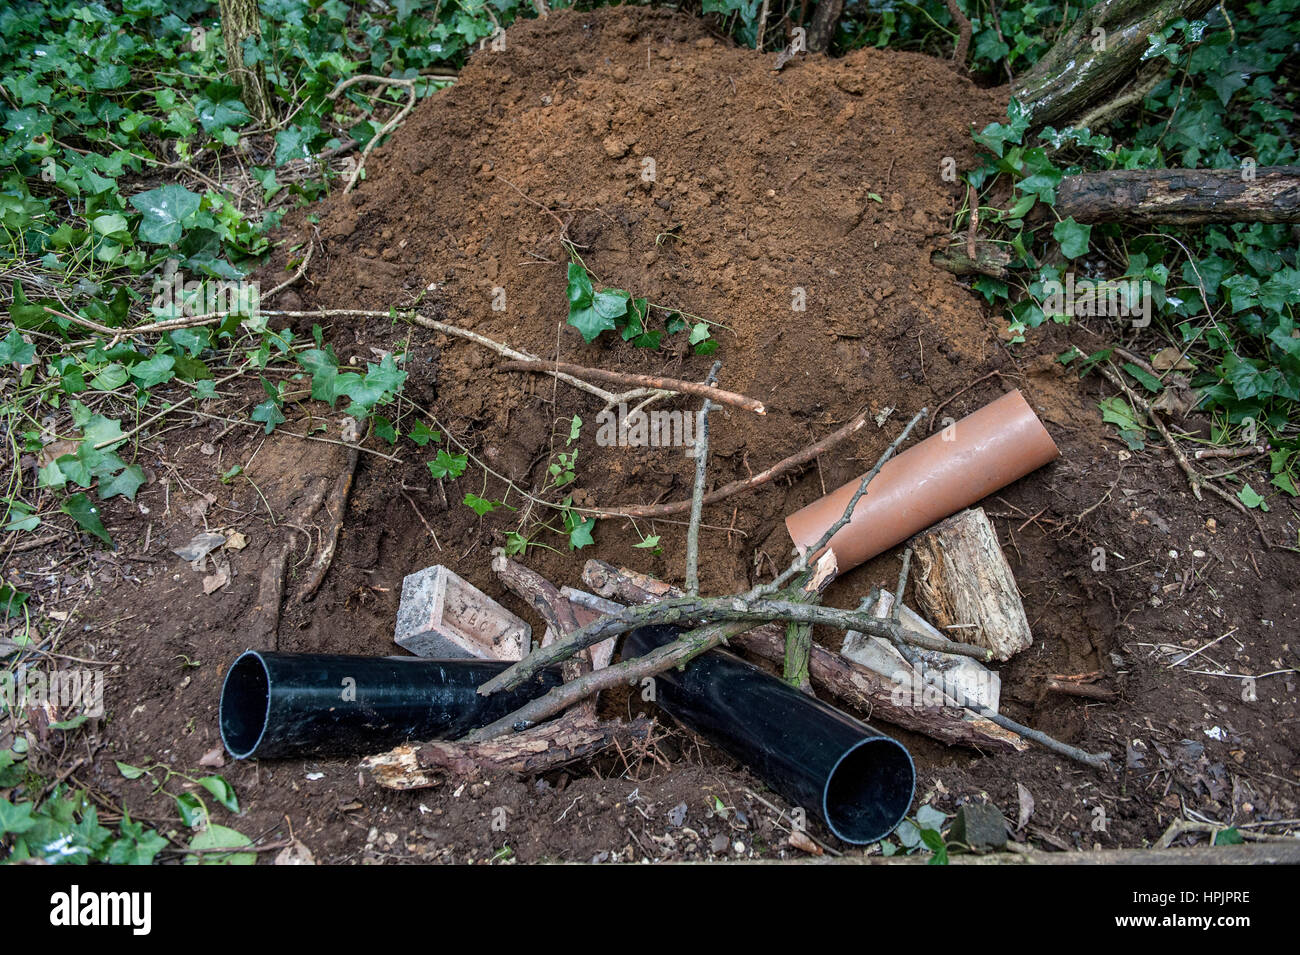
17,8 -> 1298,862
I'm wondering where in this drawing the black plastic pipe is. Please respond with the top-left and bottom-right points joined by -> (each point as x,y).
623,625 -> 915,844
219,651 -> 562,759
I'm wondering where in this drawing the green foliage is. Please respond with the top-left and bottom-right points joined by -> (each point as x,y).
564,259 -> 715,353
954,2 -> 1299,463
887,803 -> 948,864
1,744 -> 167,865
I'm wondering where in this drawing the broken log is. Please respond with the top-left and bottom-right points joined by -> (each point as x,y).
363,710 -> 653,788
581,559 -> 1027,753
911,508 -> 1032,663
492,552 -> 608,713
931,236 -> 1012,280
1056,166 -> 1300,225
1013,0 -> 1218,128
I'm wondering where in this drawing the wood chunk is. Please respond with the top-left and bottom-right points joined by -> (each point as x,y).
911,508 -> 1032,662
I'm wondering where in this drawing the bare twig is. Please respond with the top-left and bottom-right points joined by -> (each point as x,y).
499,359 -> 765,415
685,361 -> 722,595
328,75 -> 418,194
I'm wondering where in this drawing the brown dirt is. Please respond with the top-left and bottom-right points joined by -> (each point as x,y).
13,7 -> 1298,862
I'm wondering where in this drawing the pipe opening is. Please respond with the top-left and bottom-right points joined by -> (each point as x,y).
823,737 -> 916,844
220,651 -> 272,759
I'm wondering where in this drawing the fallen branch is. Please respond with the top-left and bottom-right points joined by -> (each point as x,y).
477,412 -> 977,708
1045,679 -> 1117,702
685,361 -> 723,594
1013,0 -> 1218,128
465,619 -> 746,742
499,359 -> 765,415
296,440 -> 360,602
931,236 -> 1012,279
364,710 -> 653,787
583,560 -> 1027,753
881,549 -> 1112,771
492,551 -> 593,712
1057,166 -> 1300,225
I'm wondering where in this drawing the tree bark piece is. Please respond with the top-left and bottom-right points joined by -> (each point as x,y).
911,508 -> 1032,662
491,552 -> 602,711
1013,0 -> 1217,128
581,560 -> 1028,753
932,236 -> 1012,279
219,0 -> 270,120
363,710 -> 653,788
1056,167 -> 1300,225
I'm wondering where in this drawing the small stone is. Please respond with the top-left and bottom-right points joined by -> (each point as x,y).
948,803 -> 1007,852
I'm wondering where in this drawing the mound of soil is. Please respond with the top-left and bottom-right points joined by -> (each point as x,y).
48,7 -> 1297,862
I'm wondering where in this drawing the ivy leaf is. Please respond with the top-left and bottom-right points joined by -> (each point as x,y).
130,185 -> 201,245
99,464 -> 145,501
62,492 -> 112,546
371,414 -> 397,444
274,125 -> 317,167
129,353 -> 175,388
1053,217 -> 1091,259
566,515 -> 596,550
186,824 -> 255,865
0,797 -> 37,836
251,398 -> 285,434
1237,484 -> 1269,511
1123,362 -> 1163,393
0,584 -> 28,618
115,761 -> 148,780
198,776 -> 239,814
90,362 -> 129,391
409,421 -> 441,446
463,493 -> 500,517
173,792 -> 207,829
0,328 -> 35,366
428,450 -> 467,480
566,262 -> 618,343
195,96 -> 251,133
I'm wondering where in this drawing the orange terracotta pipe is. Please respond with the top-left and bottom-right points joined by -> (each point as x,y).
785,390 -> 1059,572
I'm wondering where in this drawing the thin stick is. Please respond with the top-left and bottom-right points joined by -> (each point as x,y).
891,547 -> 912,625
587,404 -> 875,518
499,359 -> 764,415
328,75 -> 418,194
879,581 -> 1111,771
685,361 -> 722,595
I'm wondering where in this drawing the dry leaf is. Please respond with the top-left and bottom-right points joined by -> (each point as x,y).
274,840 -> 316,865
1016,782 -> 1035,831
173,531 -> 226,563
788,830 -> 822,855
1151,347 -> 1195,372
224,530 -> 248,551
203,559 -> 230,595
199,746 -> 226,768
